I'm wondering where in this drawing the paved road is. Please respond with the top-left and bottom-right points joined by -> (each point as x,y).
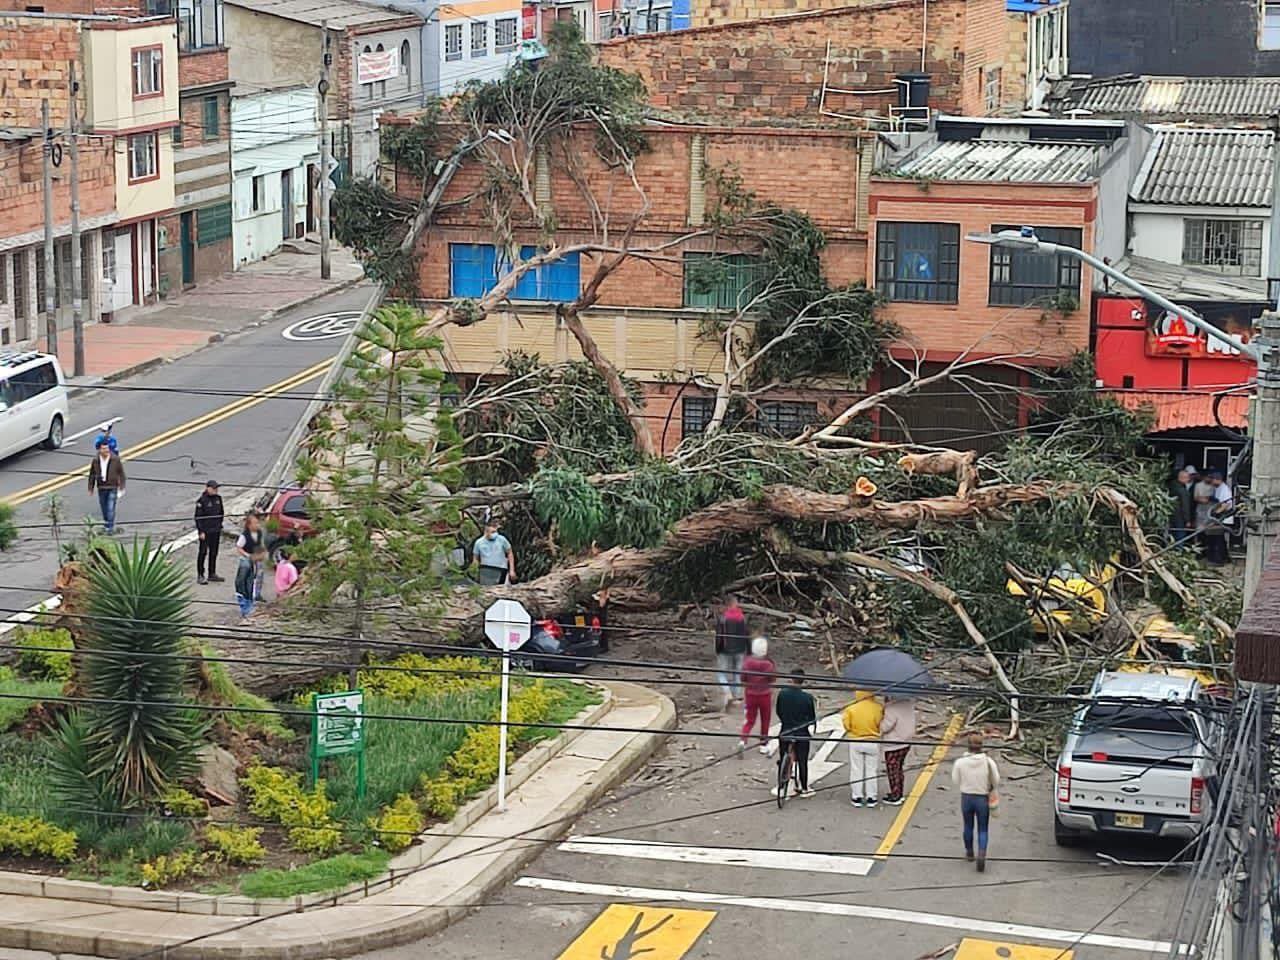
358,691 -> 1191,960
0,286 -> 369,614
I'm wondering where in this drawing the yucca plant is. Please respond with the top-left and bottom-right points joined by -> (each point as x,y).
53,540 -> 208,813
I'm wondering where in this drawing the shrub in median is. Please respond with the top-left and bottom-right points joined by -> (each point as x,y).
15,627 -> 74,681
242,765 -> 342,855
370,794 -> 423,853
140,849 -> 215,888
159,787 -> 209,819
203,824 -> 266,865
0,814 -> 77,862
358,654 -> 498,702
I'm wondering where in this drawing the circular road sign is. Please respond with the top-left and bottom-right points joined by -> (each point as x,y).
282,311 -> 361,342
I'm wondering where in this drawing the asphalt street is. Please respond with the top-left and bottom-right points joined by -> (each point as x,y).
358,691 -> 1192,960
0,284 -> 371,614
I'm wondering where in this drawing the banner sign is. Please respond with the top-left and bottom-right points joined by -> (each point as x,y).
522,2 -> 538,39
357,47 -> 399,85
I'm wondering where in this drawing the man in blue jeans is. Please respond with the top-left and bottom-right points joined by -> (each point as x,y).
86,439 -> 126,534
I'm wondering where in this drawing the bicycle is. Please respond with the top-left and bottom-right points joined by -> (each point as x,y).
776,740 -> 801,808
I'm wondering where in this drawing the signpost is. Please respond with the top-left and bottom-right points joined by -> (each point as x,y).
484,599 -> 532,811
311,689 -> 366,799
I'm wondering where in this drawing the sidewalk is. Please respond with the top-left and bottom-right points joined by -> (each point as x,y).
34,242 -> 364,390
0,681 -> 675,960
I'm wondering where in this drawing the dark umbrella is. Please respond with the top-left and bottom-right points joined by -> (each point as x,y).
840,647 -> 937,697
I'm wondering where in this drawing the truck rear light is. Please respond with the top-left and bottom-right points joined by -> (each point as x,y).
1057,765 -> 1071,802
1191,776 -> 1204,815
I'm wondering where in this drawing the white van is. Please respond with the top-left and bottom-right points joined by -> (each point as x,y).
0,352 -> 68,458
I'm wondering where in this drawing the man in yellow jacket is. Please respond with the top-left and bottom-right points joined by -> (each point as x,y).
842,690 -> 884,807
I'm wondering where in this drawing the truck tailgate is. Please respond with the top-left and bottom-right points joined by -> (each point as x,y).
1066,730 -> 1197,817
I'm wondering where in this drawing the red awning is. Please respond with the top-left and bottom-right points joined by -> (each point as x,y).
1109,391 -> 1249,433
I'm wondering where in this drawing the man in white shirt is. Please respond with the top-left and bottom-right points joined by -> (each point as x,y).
1203,471 -> 1233,565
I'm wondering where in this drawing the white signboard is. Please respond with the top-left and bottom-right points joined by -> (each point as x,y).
357,47 -> 400,85
484,598 -> 533,811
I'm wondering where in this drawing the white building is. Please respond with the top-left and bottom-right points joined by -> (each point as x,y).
230,87 -> 319,267
1128,127 -> 1274,280
429,0 -> 522,96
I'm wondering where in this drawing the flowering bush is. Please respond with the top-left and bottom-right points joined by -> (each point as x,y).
0,814 -> 77,862
242,765 -> 342,855
369,794 -> 423,853
203,824 -> 266,865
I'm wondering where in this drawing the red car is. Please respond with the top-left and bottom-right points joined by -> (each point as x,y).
265,487 -> 314,561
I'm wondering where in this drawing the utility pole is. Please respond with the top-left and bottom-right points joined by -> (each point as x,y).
41,98 -> 58,359
67,62 -> 84,378
1246,312 -> 1280,604
318,20 -> 332,280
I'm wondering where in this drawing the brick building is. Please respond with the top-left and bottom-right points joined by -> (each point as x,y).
0,10 -> 178,342
867,116 -> 1138,450
157,0 -> 235,294
596,0 -> 1063,126
386,119 -> 873,452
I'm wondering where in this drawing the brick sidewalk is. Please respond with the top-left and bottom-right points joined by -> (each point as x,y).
33,243 -> 364,386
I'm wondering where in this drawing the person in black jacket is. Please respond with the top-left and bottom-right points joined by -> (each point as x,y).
194,480 -> 225,585
774,669 -> 817,798
714,595 -> 750,711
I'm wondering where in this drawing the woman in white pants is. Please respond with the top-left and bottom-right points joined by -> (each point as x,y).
841,690 -> 884,807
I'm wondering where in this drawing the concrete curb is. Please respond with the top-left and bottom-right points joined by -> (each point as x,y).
259,275 -> 364,322
0,680 -> 675,959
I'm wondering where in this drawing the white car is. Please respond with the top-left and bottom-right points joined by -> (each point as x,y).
0,351 -> 67,457
1054,671 -> 1218,845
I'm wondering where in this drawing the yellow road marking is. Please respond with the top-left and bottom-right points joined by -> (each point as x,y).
4,357 -> 334,507
556,904 -> 715,960
875,712 -> 964,860
955,937 -> 1074,960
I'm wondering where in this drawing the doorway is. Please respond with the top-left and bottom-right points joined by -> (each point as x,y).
281,169 -> 293,242
306,163 -> 317,233
180,212 -> 195,287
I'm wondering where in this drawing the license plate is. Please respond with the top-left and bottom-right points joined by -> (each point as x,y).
1114,813 -> 1145,829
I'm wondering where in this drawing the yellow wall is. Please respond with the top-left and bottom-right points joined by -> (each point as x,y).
84,20 -> 178,221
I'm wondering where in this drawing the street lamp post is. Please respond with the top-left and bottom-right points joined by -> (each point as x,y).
966,228 -> 1274,601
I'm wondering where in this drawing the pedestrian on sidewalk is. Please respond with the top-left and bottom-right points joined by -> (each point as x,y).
880,696 -> 916,806
773,668 -> 817,798
842,690 -> 883,807
739,636 -> 776,755
234,513 -> 266,618
472,520 -> 516,586
194,480 -> 225,585
274,548 -> 299,595
951,732 -> 1001,872
714,595 -> 749,710
86,438 -> 125,534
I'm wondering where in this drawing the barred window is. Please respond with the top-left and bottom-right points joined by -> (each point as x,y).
682,397 -> 714,436
988,224 -> 1082,306
1183,219 -> 1264,277
875,222 -> 960,303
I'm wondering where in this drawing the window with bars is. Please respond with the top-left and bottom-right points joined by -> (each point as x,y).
681,397 -> 714,437
1183,218 -> 1264,276
444,24 -> 463,61
1263,0 -> 1280,49
197,202 -> 232,246
875,222 -> 960,303
128,132 -> 158,182
983,66 -> 1002,113
449,243 -> 580,302
758,401 -> 820,438
988,224 -> 1082,306
202,95 -> 219,139
495,17 -> 517,51
682,252 -> 767,310
131,46 -> 163,98
471,21 -> 488,56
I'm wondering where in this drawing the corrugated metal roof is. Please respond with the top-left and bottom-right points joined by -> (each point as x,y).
881,139 -> 1108,183
1113,255 -> 1271,303
1110,391 -> 1249,432
1131,128 -> 1274,207
224,0 -> 415,28
1053,75 -> 1280,121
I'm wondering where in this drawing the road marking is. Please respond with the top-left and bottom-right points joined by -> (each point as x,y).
955,938 -> 1074,960
282,312 -> 361,342
64,416 -> 123,445
4,358 -> 333,507
559,836 -> 875,876
514,878 -> 1184,955
555,904 -> 715,960
875,712 -> 964,860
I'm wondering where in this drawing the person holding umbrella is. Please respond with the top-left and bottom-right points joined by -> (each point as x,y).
879,696 -> 916,806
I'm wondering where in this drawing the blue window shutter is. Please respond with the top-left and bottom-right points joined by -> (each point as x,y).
546,252 -> 580,302
450,243 -> 495,297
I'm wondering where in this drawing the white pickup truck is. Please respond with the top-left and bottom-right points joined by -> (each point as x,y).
1054,671 -> 1218,846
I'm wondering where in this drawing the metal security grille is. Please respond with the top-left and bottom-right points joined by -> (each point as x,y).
1184,218 -> 1264,277
197,202 -> 232,247
875,222 -> 960,303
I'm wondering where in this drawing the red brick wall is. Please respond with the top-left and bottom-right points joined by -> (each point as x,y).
597,0 -> 976,123
178,47 -> 229,88
0,134 -> 114,239
0,17 -> 84,129
961,0 -> 1013,115
868,178 -> 1097,361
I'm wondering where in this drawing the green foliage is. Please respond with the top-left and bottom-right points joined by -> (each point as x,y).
242,765 -> 342,855
0,814 -> 77,862
53,541 -> 208,812
0,672 -> 63,732
158,787 -> 209,819
0,733 -> 54,820
201,652 -> 294,741
84,818 -> 191,862
238,850 -> 389,900
0,502 -> 18,551
203,824 -> 266,865
15,627 -> 74,681
297,304 -> 462,627
356,654 -> 497,702
379,101 -> 444,179
331,178 -> 419,289
531,467 -> 605,549
370,794 -> 423,853
140,849 -> 214,888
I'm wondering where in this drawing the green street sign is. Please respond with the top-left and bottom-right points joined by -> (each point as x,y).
311,689 -> 366,799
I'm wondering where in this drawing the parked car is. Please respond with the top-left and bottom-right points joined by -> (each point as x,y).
0,351 -> 67,457
510,604 -> 608,673
265,487 -> 314,563
1007,562 -> 1117,635
1054,671 -> 1219,846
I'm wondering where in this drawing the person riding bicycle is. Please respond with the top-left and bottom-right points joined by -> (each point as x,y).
775,668 -> 817,798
